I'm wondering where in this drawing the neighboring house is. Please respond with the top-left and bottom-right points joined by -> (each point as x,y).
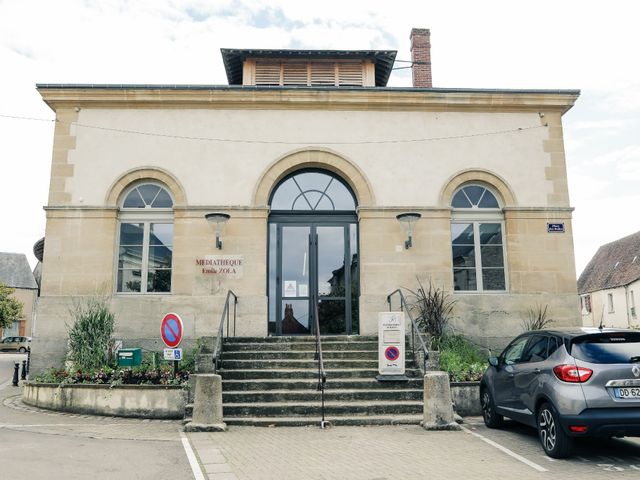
31,28 -> 581,372
578,231 -> 640,328
0,253 -> 38,338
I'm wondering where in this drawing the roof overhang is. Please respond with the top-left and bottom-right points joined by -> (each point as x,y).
220,49 -> 397,87
36,85 -> 580,115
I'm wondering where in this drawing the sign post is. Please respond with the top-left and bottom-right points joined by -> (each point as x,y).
377,312 -> 407,381
161,313 -> 183,379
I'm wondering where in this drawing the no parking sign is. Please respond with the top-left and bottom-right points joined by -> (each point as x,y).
161,313 -> 183,348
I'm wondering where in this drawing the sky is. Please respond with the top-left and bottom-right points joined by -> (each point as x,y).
0,0 -> 639,277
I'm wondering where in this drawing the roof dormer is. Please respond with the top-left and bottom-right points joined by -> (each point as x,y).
221,49 -> 397,87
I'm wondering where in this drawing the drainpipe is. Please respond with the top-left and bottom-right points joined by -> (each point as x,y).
625,285 -> 631,328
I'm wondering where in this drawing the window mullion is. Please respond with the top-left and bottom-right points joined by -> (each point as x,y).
141,222 -> 151,293
474,222 -> 483,291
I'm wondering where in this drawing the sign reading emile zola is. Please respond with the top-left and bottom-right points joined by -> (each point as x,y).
196,255 -> 244,278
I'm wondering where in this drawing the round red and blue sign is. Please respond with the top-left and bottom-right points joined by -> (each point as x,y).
161,312 -> 183,348
384,346 -> 400,361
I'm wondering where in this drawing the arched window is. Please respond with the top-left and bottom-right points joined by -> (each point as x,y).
450,184 -> 506,292
270,170 -> 356,211
117,183 -> 174,294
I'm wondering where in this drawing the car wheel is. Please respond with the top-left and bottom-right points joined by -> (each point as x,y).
537,402 -> 572,458
481,387 -> 504,428
18,347 -> 27,353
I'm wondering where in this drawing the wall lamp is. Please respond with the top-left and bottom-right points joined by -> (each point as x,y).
396,212 -> 421,249
205,213 -> 231,250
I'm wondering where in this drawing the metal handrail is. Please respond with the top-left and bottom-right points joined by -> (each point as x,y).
386,288 -> 430,373
313,296 -> 328,428
212,290 -> 238,373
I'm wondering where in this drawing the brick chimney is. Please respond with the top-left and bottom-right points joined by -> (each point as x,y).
410,28 -> 432,88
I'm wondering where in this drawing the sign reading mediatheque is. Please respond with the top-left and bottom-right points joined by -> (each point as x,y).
196,255 -> 244,277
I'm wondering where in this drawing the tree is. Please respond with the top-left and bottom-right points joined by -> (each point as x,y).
0,283 -> 24,330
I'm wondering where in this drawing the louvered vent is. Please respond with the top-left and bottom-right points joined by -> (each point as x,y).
255,60 -> 281,85
251,60 -> 366,86
283,63 -> 308,85
337,62 -> 363,86
310,62 -> 336,85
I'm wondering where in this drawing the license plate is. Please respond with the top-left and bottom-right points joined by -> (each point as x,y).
615,387 -> 640,398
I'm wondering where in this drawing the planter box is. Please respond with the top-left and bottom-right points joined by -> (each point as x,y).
450,381 -> 481,416
22,382 -> 187,419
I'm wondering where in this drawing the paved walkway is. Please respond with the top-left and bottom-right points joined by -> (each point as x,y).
188,424 -> 538,480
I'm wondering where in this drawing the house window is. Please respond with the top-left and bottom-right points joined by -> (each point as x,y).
580,294 -> 592,314
607,293 -> 614,313
450,184 -> 506,292
117,183 -> 174,294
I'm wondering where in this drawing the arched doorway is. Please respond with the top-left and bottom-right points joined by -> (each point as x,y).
268,169 -> 359,335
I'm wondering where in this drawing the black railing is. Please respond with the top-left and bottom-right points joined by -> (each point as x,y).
212,290 -> 238,373
313,296 -> 329,428
386,289 -> 430,373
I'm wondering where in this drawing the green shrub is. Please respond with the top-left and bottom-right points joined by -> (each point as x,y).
406,278 -> 455,346
437,334 -> 487,382
67,296 -> 116,371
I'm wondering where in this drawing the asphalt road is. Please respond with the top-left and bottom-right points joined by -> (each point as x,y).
0,352 -> 195,480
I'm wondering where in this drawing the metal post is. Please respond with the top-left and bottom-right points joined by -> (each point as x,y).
173,359 -> 178,379
12,362 -> 20,386
26,349 -> 30,374
21,360 -> 27,380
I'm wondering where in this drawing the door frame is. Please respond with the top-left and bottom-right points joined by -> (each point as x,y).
268,213 -> 358,336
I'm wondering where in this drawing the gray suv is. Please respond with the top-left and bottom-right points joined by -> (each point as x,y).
480,328 -> 640,458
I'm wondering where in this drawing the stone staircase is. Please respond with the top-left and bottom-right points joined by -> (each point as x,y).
198,335 -> 424,426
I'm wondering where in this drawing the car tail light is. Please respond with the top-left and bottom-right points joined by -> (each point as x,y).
569,425 -> 588,433
553,364 -> 593,383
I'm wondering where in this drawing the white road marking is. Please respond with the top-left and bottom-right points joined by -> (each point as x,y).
461,426 -> 548,472
181,432 -> 206,480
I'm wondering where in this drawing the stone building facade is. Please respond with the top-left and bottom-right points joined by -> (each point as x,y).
32,29 -> 581,372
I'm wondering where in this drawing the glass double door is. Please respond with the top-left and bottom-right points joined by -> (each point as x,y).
268,217 -> 358,335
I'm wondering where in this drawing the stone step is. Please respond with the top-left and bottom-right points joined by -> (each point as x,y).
221,359 -> 379,369
219,368 -> 422,380
222,389 -> 423,403
223,341 -> 379,352
223,415 -> 423,427
224,335 -> 378,344
223,400 -> 423,417
222,378 -> 424,391
221,350 -> 378,360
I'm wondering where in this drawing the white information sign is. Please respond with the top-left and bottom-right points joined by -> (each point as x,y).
378,312 -> 405,375
284,281 -> 297,297
298,284 -> 309,297
164,348 -> 183,361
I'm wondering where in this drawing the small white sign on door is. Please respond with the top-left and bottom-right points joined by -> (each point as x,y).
284,281 -> 297,297
298,284 -> 308,297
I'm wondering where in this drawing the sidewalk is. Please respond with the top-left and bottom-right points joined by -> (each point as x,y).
187,423 -> 538,480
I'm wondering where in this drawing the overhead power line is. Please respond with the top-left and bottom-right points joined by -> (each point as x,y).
0,112 -> 547,145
